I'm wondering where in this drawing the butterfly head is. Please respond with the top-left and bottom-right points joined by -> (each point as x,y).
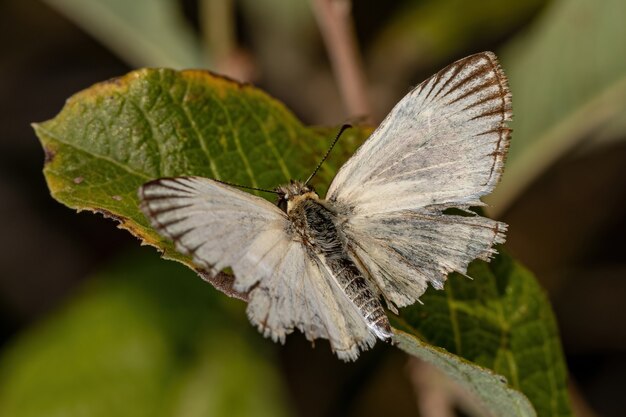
275,180 -> 318,213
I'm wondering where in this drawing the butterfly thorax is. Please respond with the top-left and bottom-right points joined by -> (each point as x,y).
280,182 -> 392,340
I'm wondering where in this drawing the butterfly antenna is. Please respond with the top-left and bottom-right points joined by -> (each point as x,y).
212,178 -> 279,194
305,123 -> 352,185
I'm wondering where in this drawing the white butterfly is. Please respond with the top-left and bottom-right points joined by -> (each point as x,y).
139,52 -> 511,361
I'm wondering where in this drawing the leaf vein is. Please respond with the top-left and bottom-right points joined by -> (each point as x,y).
210,93 -> 258,188
238,96 -> 293,181
445,284 -> 463,353
125,94 -> 164,177
179,80 -> 221,179
38,125 -> 150,180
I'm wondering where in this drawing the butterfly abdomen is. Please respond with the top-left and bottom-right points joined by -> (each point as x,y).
291,199 -> 392,340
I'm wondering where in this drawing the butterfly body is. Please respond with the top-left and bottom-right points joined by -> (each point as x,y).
139,52 -> 512,360
280,182 -> 392,340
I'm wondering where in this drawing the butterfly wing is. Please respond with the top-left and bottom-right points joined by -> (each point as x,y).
327,52 -> 511,308
327,52 -> 511,213
345,210 -> 506,308
139,177 -> 374,360
246,245 -> 376,360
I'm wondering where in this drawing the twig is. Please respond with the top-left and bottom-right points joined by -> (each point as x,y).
407,358 -> 457,417
569,379 -> 601,417
310,0 -> 372,121
407,358 -> 490,417
200,0 -> 235,65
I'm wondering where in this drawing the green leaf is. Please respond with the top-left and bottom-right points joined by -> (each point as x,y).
34,68 -> 571,415
393,250 -> 572,417
394,331 -> 535,417
488,0 -> 626,212
34,68 -> 368,270
0,250 -> 292,417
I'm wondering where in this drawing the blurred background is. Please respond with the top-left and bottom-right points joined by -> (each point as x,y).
0,0 -> 625,416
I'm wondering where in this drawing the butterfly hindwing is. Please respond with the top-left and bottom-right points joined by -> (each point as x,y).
345,210 -> 506,308
246,242 -> 375,360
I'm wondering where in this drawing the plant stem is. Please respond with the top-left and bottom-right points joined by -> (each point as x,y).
310,0 -> 371,121
200,0 -> 236,66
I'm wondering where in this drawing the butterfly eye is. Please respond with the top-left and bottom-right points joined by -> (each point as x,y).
278,199 -> 288,213
277,195 -> 288,213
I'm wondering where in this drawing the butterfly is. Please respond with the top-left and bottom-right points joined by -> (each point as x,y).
138,51 -> 511,361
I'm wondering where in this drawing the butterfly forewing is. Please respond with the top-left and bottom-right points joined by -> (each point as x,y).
327,51 -> 511,214
140,177 -> 286,275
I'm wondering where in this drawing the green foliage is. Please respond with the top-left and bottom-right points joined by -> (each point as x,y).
0,250 -> 292,417
26,69 -> 573,416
